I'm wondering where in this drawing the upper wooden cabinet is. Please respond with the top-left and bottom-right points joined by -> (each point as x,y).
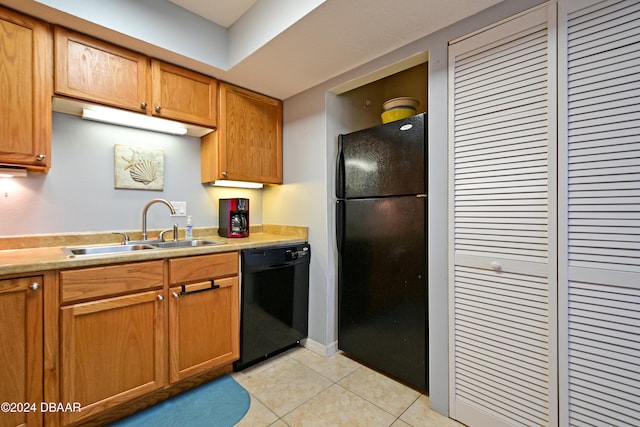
202,83 -> 283,184
54,27 -> 217,128
54,27 -> 147,113
0,276 -> 43,427
150,60 -> 217,127
0,7 -> 52,171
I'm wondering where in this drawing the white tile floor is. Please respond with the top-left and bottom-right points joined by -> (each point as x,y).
231,347 -> 465,427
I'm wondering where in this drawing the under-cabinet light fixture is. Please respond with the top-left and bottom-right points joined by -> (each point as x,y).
0,167 -> 28,178
81,107 -> 188,135
211,180 -> 264,189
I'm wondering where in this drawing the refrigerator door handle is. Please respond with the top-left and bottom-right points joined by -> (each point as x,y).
336,200 -> 344,253
336,135 -> 345,199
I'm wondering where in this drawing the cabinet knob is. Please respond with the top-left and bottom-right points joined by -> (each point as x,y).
29,282 -> 40,291
155,105 -> 162,113
490,261 -> 502,271
222,171 -> 228,177
140,102 -> 147,110
157,294 -> 164,301
36,154 -> 46,161
172,292 -> 180,299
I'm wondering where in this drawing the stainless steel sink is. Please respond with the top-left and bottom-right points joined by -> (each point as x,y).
150,239 -> 225,249
63,243 -> 156,257
62,239 -> 225,258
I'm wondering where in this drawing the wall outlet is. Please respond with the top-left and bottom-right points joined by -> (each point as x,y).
170,201 -> 187,217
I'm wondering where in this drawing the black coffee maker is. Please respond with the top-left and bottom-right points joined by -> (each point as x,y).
218,198 -> 249,238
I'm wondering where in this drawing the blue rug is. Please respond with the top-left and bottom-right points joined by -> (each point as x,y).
109,375 -> 251,427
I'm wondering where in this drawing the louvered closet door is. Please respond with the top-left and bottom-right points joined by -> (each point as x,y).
559,1 -> 640,426
448,4 -> 557,427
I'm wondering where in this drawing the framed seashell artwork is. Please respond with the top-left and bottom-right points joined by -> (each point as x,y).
114,144 -> 164,190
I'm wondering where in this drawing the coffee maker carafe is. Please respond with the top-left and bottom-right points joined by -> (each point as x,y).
218,198 -> 249,238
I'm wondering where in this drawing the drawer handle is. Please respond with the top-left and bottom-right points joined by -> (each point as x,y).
181,281 -> 220,296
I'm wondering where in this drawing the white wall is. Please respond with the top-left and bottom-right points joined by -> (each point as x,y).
265,0 -> 546,416
0,112 -> 262,236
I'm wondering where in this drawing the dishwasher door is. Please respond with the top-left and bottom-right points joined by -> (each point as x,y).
234,243 -> 310,371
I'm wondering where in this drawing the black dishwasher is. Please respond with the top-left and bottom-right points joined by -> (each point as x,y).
234,243 -> 310,371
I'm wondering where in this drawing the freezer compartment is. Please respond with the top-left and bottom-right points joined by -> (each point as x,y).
336,113 -> 425,199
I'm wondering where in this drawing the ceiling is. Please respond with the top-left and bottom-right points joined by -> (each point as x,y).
5,0 -> 504,99
167,0 -> 504,98
169,0 -> 258,28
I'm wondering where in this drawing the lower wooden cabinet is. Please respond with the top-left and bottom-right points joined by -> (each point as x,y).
168,252 -> 240,382
0,276 -> 43,427
59,262 -> 166,425
169,276 -> 239,382
56,253 -> 239,425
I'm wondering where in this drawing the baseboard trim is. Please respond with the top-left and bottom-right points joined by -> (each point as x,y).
302,338 -> 338,357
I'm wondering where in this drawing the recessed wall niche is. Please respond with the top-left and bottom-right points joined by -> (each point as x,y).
338,62 -> 427,132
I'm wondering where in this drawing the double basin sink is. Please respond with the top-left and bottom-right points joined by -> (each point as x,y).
63,239 -> 225,258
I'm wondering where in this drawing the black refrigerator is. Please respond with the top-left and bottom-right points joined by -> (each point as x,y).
336,113 -> 427,390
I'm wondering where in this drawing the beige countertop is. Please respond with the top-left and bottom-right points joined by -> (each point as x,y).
0,224 -> 308,276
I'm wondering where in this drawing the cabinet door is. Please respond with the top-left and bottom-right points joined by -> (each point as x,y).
0,7 -> 51,170
54,27 -> 148,113
60,290 -> 167,425
169,277 -> 239,382
0,276 -> 43,427
448,4 -> 557,427
559,1 -> 640,425
151,60 -> 217,127
202,83 -> 283,184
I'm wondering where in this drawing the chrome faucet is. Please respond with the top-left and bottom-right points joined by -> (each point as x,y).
141,198 -> 176,240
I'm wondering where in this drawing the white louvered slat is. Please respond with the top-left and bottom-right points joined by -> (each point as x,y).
449,4 -> 556,426
560,1 -> 640,424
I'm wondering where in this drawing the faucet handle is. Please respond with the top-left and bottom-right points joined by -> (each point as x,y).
112,232 -> 130,245
159,224 -> 179,242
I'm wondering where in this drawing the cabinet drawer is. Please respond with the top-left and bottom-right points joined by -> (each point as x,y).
60,261 -> 164,303
169,252 -> 238,284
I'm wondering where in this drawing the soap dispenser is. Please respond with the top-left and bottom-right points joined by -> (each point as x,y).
185,215 -> 193,241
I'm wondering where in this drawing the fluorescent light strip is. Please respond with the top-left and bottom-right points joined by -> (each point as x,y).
81,108 -> 188,135
212,180 -> 263,189
0,167 -> 28,178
